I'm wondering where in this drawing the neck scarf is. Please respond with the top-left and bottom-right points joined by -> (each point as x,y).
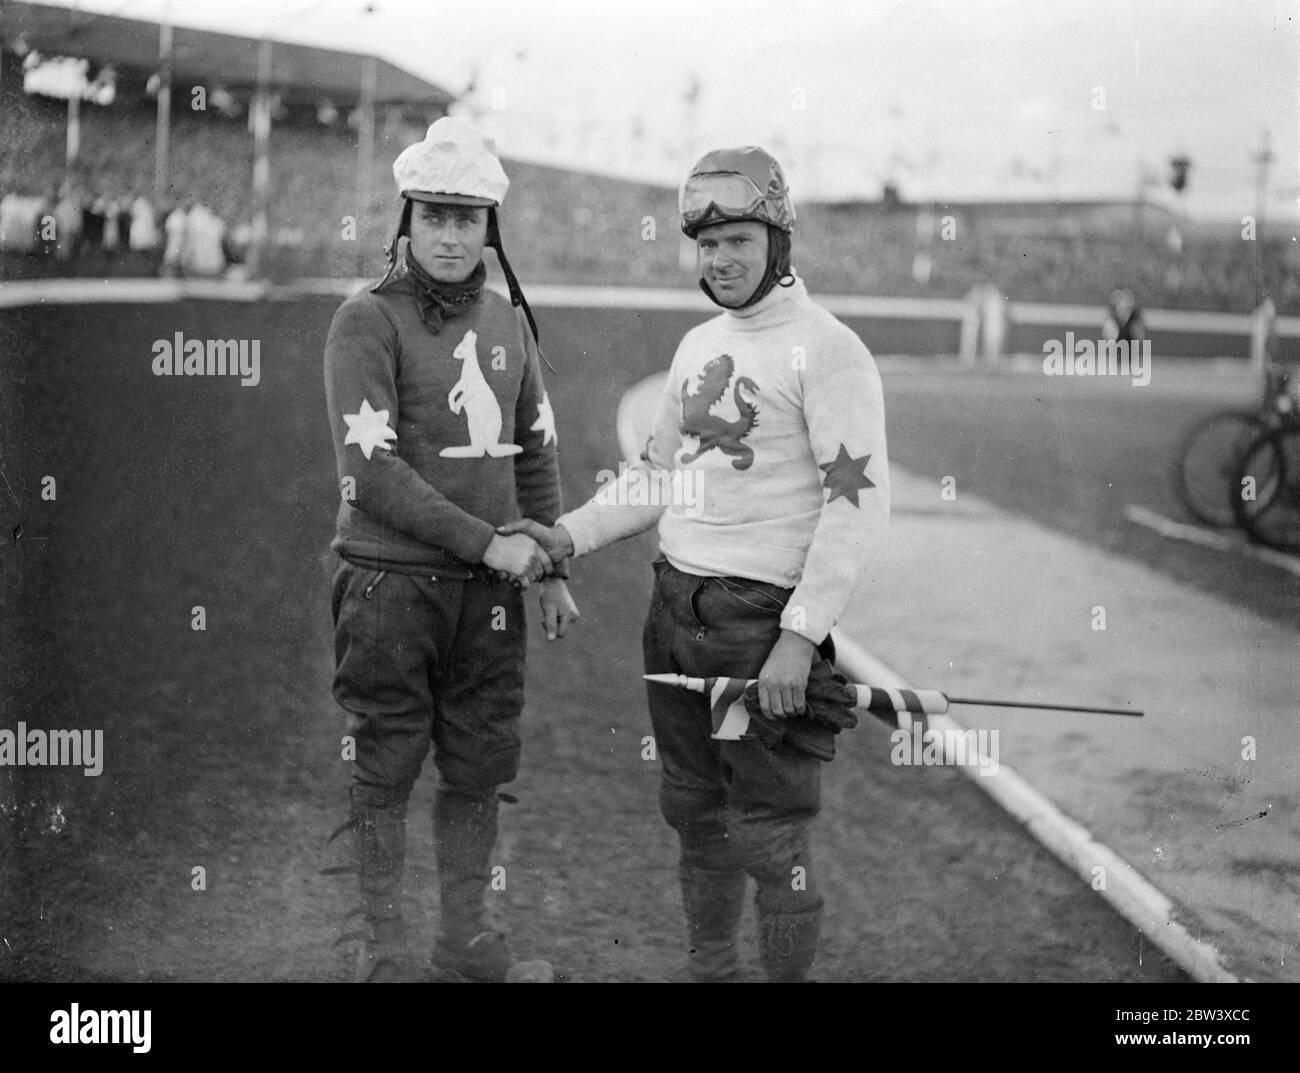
401,248 -> 487,334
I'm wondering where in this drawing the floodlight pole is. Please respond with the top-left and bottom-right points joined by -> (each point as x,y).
154,20 -> 172,206
357,53 -> 378,276
1252,128 -> 1274,306
1253,128 -> 1273,241
65,90 -> 80,178
66,1 -> 80,181
248,37 -> 273,278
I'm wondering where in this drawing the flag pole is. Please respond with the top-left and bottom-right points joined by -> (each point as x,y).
643,674 -> 1143,717
945,697 -> 1142,717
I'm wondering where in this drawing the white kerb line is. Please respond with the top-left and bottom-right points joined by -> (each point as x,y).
1125,505 -> 1300,578
830,629 -> 1240,984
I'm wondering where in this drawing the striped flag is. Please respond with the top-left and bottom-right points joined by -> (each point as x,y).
709,676 -> 754,740
854,686 -> 948,715
852,685 -> 947,731
643,674 -> 950,738
643,673 -> 1137,724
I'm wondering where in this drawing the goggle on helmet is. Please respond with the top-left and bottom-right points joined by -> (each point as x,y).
679,146 -> 796,238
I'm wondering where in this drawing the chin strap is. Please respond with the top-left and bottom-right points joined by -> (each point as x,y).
487,208 -> 555,374
372,198 -> 413,294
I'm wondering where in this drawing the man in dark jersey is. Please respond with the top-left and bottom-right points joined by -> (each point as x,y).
324,117 -> 577,982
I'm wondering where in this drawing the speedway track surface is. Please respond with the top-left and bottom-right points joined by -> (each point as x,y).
2,295 -> 1258,981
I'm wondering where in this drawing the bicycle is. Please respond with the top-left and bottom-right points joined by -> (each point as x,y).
1231,420 -> 1300,552
1172,360 -> 1297,528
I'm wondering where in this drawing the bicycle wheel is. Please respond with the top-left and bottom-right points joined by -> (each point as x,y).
1172,410 -> 1264,527
1232,426 -> 1300,552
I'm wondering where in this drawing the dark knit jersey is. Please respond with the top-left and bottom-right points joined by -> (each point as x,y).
323,271 -> 562,574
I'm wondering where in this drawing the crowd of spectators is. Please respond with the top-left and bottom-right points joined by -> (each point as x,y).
0,184 -> 251,279
2,82 -> 1295,313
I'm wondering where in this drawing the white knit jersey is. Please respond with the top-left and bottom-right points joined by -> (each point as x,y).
559,275 -> 889,644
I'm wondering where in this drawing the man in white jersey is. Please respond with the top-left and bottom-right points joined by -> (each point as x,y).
502,146 -> 889,981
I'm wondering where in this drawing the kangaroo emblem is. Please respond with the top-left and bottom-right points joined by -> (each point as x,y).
440,329 -> 522,458
678,354 -> 759,470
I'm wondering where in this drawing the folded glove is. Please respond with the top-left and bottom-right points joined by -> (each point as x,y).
740,659 -> 859,761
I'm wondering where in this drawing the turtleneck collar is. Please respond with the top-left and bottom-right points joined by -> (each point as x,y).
721,270 -> 805,324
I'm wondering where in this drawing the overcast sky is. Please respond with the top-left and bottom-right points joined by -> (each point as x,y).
25,0 -> 1300,221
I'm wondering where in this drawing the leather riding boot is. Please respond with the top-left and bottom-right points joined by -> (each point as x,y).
350,802 -> 420,982
679,863 -> 748,982
755,899 -> 823,983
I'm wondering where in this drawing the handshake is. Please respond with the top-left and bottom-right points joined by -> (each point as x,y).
483,519 -> 580,641
483,518 -> 576,586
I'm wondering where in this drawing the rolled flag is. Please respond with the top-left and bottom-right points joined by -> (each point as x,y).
642,674 -> 756,740
643,674 -> 1142,722
711,677 -> 753,740
854,685 -> 948,717
644,673 -> 927,740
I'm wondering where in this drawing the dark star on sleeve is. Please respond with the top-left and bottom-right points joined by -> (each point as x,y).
819,444 -> 876,507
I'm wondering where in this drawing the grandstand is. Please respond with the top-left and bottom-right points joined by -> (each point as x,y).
1,0 -> 1295,312
0,0 -> 454,277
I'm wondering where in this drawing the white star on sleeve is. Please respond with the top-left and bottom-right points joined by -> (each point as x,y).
343,398 -> 398,460
530,392 -> 556,446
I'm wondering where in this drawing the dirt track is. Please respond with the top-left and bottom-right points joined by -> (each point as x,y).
0,297 -> 1188,981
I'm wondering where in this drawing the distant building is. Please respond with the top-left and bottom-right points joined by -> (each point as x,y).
821,195 -> 1182,240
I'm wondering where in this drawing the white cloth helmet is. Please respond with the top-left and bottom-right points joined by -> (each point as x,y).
392,116 -> 510,207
